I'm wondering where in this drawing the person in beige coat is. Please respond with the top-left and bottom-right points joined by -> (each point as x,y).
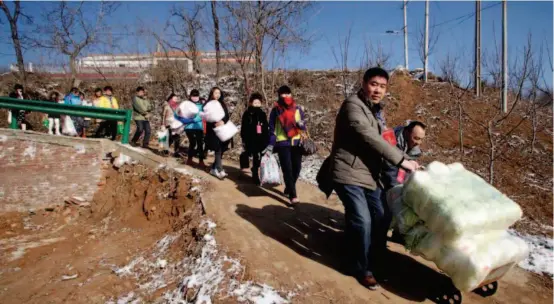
328,67 -> 419,290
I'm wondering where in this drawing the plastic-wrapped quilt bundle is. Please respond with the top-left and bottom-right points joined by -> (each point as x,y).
201,100 -> 225,123
214,121 -> 239,142
405,225 -> 528,291
386,161 -> 529,292
178,100 -> 200,119
402,161 -> 523,242
386,185 -> 422,234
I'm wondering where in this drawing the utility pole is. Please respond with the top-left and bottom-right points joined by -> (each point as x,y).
475,0 -> 481,97
404,0 -> 409,70
423,0 -> 429,82
501,0 -> 508,113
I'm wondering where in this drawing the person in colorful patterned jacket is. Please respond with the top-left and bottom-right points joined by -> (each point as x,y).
266,85 -> 306,205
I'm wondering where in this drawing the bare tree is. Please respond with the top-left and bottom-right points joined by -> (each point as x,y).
149,30 -> 191,94
360,39 -> 392,70
0,0 -> 32,84
482,22 -> 502,88
462,34 -> 536,184
223,1 -> 314,101
210,0 -> 221,81
30,1 -> 119,87
414,21 -> 440,69
221,3 -> 256,103
330,25 -> 352,99
439,49 -> 461,85
165,3 -> 206,77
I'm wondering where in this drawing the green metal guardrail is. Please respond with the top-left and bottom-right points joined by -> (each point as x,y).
0,96 -> 133,144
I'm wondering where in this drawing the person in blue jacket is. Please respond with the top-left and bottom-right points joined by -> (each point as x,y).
64,87 -> 84,136
182,89 -> 206,168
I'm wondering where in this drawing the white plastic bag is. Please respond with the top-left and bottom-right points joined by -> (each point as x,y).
157,128 -> 170,150
201,100 -> 225,123
402,161 -> 523,242
260,153 -> 282,186
62,116 -> 78,136
214,121 -> 238,142
178,100 -> 199,119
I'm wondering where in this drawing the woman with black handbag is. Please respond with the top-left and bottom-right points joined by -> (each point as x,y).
266,85 -> 307,205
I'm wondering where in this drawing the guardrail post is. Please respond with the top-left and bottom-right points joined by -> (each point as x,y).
10,110 -> 18,129
121,109 -> 132,144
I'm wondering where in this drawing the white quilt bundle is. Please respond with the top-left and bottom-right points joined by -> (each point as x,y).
402,162 -> 523,242
201,100 -> 225,123
213,121 -> 238,142
178,100 -> 200,119
387,161 -> 528,292
404,225 -> 528,291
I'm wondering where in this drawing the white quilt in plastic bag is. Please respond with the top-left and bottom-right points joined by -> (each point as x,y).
402,161 -> 523,242
214,121 -> 238,142
407,225 -> 528,291
201,100 -> 225,123
178,100 -> 200,119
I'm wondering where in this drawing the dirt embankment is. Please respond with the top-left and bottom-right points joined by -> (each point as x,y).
0,162 -> 204,304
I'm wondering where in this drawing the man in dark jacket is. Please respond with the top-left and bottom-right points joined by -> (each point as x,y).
328,67 -> 419,290
382,120 -> 426,190
241,92 -> 269,185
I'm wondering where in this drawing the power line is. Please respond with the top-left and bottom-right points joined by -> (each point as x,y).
430,1 -> 500,30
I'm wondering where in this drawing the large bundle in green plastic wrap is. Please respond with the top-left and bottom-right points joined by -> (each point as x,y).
402,161 -> 523,243
386,185 -> 421,234
404,225 -> 528,292
385,162 -> 529,292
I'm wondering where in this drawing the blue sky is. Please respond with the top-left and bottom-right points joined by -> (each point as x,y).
1,1 -> 552,86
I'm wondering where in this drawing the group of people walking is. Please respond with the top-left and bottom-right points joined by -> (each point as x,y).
6,67 -> 428,291
141,85 -> 307,205
8,84 -> 119,139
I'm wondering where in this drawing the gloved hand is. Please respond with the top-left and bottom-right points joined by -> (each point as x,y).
296,120 -> 305,129
262,145 -> 274,155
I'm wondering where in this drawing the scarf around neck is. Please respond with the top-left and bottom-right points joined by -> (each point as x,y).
275,97 -> 299,138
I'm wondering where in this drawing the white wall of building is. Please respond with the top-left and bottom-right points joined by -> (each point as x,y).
78,54 -> 193,73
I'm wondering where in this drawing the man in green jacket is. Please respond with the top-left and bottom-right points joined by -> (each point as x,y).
131,86 -> 153,148
329,67 -> 419,290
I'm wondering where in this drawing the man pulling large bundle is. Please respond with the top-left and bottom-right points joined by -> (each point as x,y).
387,161 -> 529,292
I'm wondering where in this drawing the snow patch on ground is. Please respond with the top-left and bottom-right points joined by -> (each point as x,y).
113,154 -> 132,168
109,220 -> 296,304
22,143 -> 36,158
509,229 -> 553,277
0,135 -> 7,142
174,167 -> 192,176
74,144 -> 86,154
299,155 -> 323,185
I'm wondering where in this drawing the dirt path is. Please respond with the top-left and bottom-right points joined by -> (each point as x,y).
187,159 -> 553,304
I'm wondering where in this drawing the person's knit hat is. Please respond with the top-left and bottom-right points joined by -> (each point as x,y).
277,85 -> 292,96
